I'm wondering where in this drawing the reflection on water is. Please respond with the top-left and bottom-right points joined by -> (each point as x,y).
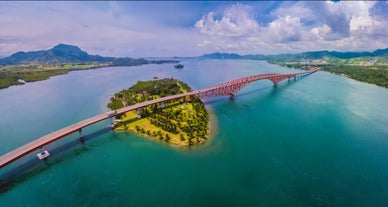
1,60 -> 388,206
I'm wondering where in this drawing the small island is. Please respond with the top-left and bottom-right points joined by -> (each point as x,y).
174,64 -> 184,69
107,78 -> 210,147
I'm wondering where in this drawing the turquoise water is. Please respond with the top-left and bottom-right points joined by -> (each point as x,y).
0,60 -> 388,206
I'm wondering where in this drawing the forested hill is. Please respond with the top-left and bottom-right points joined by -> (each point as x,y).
0,44 -> 114,65
198,49 -> 388,88
0,44 -> 179,89
199,48 -> 388,61
0,44 -> 178,66
199,52 -> 243,59
261,48 -> 388,61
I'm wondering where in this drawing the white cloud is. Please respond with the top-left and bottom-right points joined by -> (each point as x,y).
311,24 -> 331,40
270,2 -> 315,22
0,1 -> 206,57
305,1 -> 388,43
1,1 -> 388,57
194,3 -> 266,54
195,4 -> 259,37
195,4 -> 310,54
265,16 -> 303,42
196,1 -> 388,54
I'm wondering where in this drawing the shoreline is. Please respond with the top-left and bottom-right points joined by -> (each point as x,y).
202,105 -> 219,145
0,61 -> 178,90
114,104 -> 218,149
107,77 -> 216,149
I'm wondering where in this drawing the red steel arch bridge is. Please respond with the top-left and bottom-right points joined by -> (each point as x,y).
0,69 -> 318,169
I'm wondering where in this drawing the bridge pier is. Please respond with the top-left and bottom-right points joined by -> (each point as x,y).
110,117 -> 114,129
79,129 -> 85,142
0,70 -> 321,169
161,102 -> 165,109
137,109 -> 141,118
229,93 -> 235,100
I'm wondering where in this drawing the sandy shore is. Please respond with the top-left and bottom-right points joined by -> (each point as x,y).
204,105 -> 219,143
114,104 -> 218,149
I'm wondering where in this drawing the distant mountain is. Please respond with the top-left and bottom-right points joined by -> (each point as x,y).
372,48 -> 388,57
199,52 -> 243,59
198,48 -> 388,61
242,54 -> 267,60
269,49 -> 388,61
0,44 -> 181,89
111,57 -> 148,66
0,44 -> 117,65
0,44 -> 180,67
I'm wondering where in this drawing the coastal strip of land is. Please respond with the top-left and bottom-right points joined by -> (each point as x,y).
0,44 -> 179,89
270,60 -> 388,88
107,78 -> 211,147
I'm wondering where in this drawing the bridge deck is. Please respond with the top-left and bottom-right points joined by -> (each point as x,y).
0,70 -> 317,169
0,91 -> 199,169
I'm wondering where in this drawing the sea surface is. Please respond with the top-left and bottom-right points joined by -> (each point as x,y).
0,59 -> 388,206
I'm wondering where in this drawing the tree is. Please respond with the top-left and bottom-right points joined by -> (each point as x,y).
180,134 -> 185,141
165,134 -> 171,142
107,77 -> 210,146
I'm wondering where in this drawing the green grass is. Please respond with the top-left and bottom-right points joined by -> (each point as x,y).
274,61 -> 388,88
108,78 -> 209,147
115,102 -> 203,147
0,63 -> 111,89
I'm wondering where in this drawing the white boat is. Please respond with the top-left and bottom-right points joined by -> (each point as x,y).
37,150 -> 50,160
17,79 -> 27,84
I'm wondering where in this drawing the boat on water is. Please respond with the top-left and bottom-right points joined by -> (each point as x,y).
174,64 -> 184,69
37,150 -> 50,160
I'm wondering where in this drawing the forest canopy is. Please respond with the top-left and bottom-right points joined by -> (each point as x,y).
107,78 -> 210,147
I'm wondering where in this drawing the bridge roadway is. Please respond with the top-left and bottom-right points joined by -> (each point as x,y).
0,70 -> 318,169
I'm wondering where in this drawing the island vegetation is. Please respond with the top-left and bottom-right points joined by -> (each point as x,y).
3,44 -> 388,89
107,78 -> 210,147
271,58 -> 388,88
0,63 -> 109,89
198,49 -> 388,88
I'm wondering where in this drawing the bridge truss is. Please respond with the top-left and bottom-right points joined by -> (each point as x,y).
195,70 -> 316,99
0,69 -> 318,169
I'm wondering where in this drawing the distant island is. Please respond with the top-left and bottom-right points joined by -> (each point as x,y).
2,44 -> 388,89
199,49 -> 388,88
0,44 -> 179,89
174,63 -> 184,69
107,78 -> 210,147
199,52 -> 243,59
199,49 -> 388,61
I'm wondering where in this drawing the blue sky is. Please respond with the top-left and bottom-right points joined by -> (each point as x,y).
1,1 -> 388,57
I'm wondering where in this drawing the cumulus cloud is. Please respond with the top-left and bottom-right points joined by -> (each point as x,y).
306,1 -> 388,40
1,1 -> 388,57
194,3 -> 266,54
0,1 -> 206,57
195,1 -> 388,54
321,1 -> 351,38
310,24 -> 332,40
195,3 -> 310,54
195,4 -> 259,37
265,16 -> 303,42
